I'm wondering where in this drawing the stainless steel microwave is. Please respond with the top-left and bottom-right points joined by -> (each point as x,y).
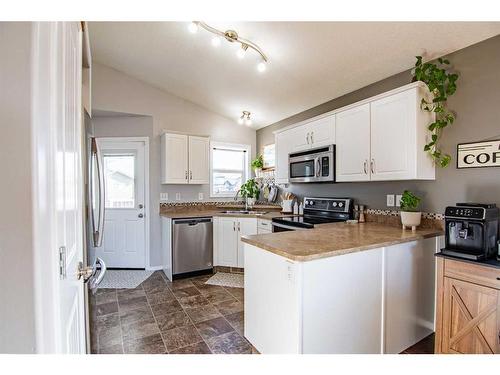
289,145 -> 335,183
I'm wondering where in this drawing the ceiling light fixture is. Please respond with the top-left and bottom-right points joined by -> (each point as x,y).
188,21 -> 268,72
238,111 -> 252,126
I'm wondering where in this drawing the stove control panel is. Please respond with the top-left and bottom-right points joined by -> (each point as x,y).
303,197 -> 351,213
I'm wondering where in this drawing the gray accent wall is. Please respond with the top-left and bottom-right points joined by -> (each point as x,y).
257,35 -> 500,214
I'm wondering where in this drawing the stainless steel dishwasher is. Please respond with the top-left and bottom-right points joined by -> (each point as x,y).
172,217 -> 213,276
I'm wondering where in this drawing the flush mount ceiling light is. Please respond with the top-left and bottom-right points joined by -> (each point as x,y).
238,111 -> 252,126
188,21 -> 268,73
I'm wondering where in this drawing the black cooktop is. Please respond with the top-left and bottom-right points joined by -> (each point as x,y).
272,215 -> 346,229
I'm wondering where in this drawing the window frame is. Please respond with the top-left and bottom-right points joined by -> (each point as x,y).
209,141 -> 251,198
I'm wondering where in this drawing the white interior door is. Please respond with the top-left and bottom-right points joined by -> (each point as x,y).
56,22 -> 86,353
93,139 -> 147,268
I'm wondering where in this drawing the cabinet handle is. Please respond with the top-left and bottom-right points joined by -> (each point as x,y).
311,131 -> 314,144
370,159 -> 375,174
306,133 -> 310,144
233,222 -> 235,231
238,222 -> 241,231
190,170 -> 192,179
185,171 -> 188,180
363,160 -> 368,174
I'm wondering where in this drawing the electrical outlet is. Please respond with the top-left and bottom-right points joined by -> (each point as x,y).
396,194 -> 403,207
386,194 -> 395,207
175,193 -> 181,201
160,193 -> 168,202
198,192 -> 204,200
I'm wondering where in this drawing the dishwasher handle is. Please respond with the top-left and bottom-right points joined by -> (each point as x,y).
172,217 -> 213,225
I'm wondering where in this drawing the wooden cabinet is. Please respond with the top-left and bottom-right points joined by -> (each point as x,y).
435,257 -> 500,354
335,104 -> 371,182
161,133 -> 209,184
214,217 -> 257,268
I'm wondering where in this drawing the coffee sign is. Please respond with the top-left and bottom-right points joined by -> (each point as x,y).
457,140 -> 500,169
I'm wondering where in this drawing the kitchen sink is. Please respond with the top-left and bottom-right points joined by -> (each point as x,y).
219,210 -> 268,215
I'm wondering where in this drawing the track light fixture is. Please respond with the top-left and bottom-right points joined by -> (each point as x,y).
188,21 -> 268,73
238,111 -> 252,126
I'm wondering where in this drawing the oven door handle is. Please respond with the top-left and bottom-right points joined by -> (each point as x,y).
272,222 -> 308,231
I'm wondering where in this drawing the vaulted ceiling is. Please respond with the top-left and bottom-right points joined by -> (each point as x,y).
90,22 -> 500,129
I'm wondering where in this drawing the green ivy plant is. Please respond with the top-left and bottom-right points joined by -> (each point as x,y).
251,155 -> 264,170
400,190 -> 421,212
239,178 -> 260,199
412,56 -> 459,168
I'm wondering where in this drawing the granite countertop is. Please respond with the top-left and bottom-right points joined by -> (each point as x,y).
159,205 -> 289,220
241,222 -> 443,262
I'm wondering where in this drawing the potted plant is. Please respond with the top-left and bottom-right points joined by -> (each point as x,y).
400,190 -> 422,231
251,155 -> 264,177
239,179 -> 260,208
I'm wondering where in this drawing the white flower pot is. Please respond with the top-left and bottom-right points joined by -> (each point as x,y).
400,211 -> 422,231
247,197 -> 256,207
254,168 -> 262,178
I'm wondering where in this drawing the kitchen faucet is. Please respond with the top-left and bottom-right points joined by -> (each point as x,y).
234,189 -> 248,210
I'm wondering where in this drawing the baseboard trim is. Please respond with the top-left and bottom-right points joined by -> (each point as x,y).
146,265 -> 163,271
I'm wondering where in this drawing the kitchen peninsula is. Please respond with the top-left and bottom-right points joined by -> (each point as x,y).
242,222 -> 444,354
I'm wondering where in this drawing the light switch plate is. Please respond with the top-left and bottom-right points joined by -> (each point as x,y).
175,193 -> 181,201
396,194 -> 403,207
160,193 -> 168,202
198,192 -> 204,200
386,194 -> 395,207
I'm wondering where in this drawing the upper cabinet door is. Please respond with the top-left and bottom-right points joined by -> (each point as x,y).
308,115 -> 335,148
370,90 -> 416,181
275,130 -> 293,183
188,136 -> 210,184
161,133 -> 188,184
290,125 -> 312,152
335,104 -> 371,182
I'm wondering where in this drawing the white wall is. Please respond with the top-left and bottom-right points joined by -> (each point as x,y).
0,22 -> 37,353
91,63 -> 257,267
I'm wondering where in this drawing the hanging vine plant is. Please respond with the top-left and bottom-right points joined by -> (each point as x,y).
412,56 -> 459,168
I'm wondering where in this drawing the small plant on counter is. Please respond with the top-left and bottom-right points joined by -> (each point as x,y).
251,155 -> 264,170
412,56 -> 459,168
399,190 -> 422,231
400,190 -> 421,212
239,178 -> 260,200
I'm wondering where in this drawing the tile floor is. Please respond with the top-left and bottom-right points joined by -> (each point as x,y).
90,271 -> 251,354
90,270 -> 434,354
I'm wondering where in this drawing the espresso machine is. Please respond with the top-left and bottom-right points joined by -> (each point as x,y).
441,203 -> 499,261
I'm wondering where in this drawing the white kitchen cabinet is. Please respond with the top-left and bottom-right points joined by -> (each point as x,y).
370,87 -> 435,180
275,129 -> 294,183
244,236 -> 440,354
161,133 -> 210,184
290,115 -> 335,152
188,136 -> 210,184
335,103 -> 371,182
214,216 -> 257,268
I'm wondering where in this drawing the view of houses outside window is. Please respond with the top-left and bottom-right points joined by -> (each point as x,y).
104,154 -> 136,208
211,144 -> 249,197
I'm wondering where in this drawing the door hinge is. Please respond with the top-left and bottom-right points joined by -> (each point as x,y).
59,246 -> 67,279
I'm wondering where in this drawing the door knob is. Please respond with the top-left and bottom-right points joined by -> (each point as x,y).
138,213 -> 144,218
138,204 -> 144,209
77,261 -> 94,282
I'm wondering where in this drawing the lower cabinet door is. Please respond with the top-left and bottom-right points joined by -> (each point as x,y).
216,217 -> 238,267
237,218 -> 258,268
442,277 -> 500,354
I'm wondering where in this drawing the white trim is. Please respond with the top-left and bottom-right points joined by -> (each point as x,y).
96,136 -> 151,269
146,265 -> 164,271
273,81 -> 429,135
209,141 -> 251,198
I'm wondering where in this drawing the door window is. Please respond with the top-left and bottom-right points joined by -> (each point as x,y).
103,153 -> 136,208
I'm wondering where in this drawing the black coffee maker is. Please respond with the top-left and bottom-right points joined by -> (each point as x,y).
441,203 -> 499,261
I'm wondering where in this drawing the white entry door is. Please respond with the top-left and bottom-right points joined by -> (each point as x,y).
94,138 -> 148,268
